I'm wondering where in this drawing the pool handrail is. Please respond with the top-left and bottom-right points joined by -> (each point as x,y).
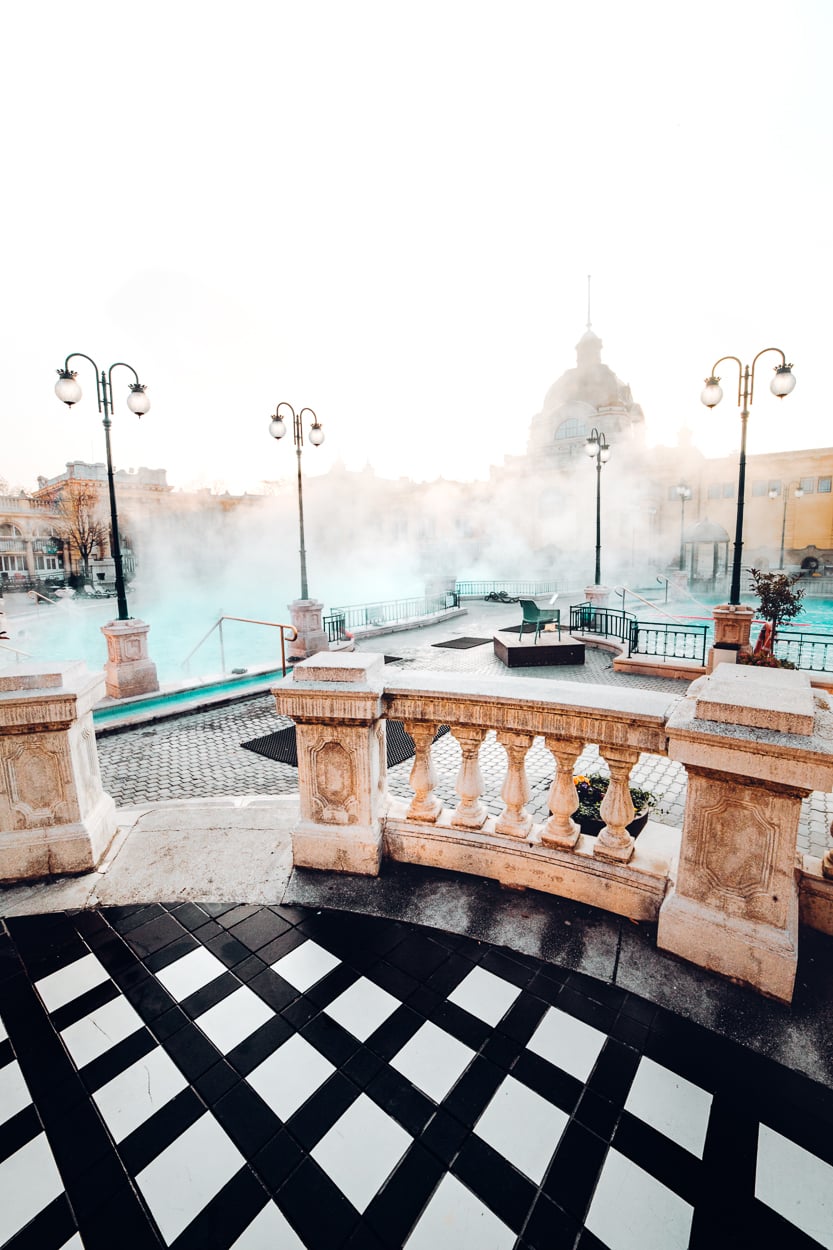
181,615 -> 298,677
0,641 -> 33,663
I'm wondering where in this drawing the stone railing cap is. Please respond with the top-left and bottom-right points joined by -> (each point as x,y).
291,653 -> 386,686
0,660 -> 91,694
693,666 -> 815,734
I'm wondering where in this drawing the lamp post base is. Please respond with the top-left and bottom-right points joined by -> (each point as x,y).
584,585 -> 610,609
288,599 -> 328,660
100,619 -> 160,699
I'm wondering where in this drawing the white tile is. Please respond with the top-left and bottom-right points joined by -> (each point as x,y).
0,1133 -> 64,1243
155,947 -> 228,1001
404,1173 -> 515,1250
270,940 -> 340,991
0,1015 -> 7,1043
35,953 -> 109,1013
391,1021 -> 476,1103
230,1200 -> 306,1249
195,985 -> 274,1053
60,995 -> 144,1067
323,977 -> 399,1040
585,1148 -> 694,1250
625,1056 -> 712,1158
0,1060 -> 31,1126
527,1006 -> 607,1082
93,1046 -> 189,1142
247,1033 -> 335,1120
474,1075 -> 568,1183
136,1112 -> 244,1245
756,1124 -> 833,1249
311,1093 -> 412,1212
58,1236 -> 85,1249
447,966 -> 521,1026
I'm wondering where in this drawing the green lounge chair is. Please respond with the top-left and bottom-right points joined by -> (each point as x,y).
518,599 -> 561,644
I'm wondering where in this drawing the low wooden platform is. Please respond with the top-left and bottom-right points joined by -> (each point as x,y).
493,628 -> 585,668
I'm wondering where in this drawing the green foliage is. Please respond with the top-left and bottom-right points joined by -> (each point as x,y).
747,568 -> 805,643
572,773 -> 656,820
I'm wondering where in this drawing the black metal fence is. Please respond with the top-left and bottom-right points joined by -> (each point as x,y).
455,580 -> 558,598
571,604 -> 709,666
774,629 -> 833,673
569,604 -> 635,643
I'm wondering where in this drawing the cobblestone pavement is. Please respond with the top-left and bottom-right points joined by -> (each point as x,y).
97,604 -> 833,860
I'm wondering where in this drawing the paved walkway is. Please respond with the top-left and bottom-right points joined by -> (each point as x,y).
96,603 -> 832,859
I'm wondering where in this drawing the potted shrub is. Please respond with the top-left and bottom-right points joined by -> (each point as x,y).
571,773 -> 657,837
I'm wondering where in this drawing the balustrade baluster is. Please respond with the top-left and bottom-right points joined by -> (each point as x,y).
450,725 -> 488,829
495,731 -> 534,839
541,737 -> 583,849
593,746 -> 639,863
404,721 -> 442,822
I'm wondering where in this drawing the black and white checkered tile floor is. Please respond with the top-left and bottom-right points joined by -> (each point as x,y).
1,903 -> 832,1250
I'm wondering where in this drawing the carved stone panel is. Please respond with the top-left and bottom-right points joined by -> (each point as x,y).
2,736 -> 72,829
310,740 -> 358,825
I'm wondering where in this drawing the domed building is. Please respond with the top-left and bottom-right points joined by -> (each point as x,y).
525,324 -> 646,468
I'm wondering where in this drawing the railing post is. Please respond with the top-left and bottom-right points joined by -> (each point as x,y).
541,737 -> 582,849
450,726 -> 488,829
593,746 -> 639,863
495,730 -> 534,839
273,653 -> 387,875
404,721 -> 442,822
658,666 -> 833,1002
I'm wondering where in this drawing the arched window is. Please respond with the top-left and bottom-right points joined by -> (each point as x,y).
0,523 -> 23,539
555,417 -> 588,441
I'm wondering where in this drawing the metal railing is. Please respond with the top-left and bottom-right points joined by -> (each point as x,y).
773,629 -> 833,673
629,621 -> 709,665
0,641 -> 32,663
326,593 -> 458,635
181,616 -> 298,676
455,580 -> 558,598
570,603 -> 636,643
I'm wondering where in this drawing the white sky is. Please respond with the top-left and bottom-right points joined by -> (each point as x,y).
3,0 -> 831,494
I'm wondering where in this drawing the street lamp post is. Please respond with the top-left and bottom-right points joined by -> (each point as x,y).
701,350 -> 796,604
769,482 -> 804,571
584,428 -> 610,586
54,354 -> 150,621
676,483 -> 692,571
269,402 -> 324,601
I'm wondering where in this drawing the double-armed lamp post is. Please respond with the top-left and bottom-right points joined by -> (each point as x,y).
54,354 -> 150,621
701,350 -> 796,605
269,402 -> 324,602
584,428 -> 610,586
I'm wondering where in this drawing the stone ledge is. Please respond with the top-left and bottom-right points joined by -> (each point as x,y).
693,666 -> 815,734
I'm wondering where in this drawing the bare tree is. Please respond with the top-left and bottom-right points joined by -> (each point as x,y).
54,485 -> 109,580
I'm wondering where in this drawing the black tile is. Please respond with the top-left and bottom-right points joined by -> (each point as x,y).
442,1055 -> 506,1129
427,999 -> 491,1051
385,931 -> 450,980
229,953 -> 269,984
226,1014 -> 293,1077
192,1058 -> 239,1106
424,950 -> 478,997
214,1080 -> 283,1155
420,1106 -> 470,1166
216,903 -> 262,929
77,1186 -> 163,1249
574,1089 -> 620,1142
48,979 -> 121,1033
190,918 -> 225,945
257,928 -> 309,967
365,1142 -> 444,1247
163,1020 -> 223,1080
104,904 -> 166,935
479,946 -> 538,990
453,1132 -> 536,1231
365,959 -> 419,1003
228,909 -> 293,952
481,1030 -> 522,1071
543,1121 -> 609,1221
557,985 -> 617,1035
124,913 -> 186,958
281,995 -> 320,1031
300,1013 -> 361,1068
512,1049 -> 583,1114
39,1098 -> 114,1184
365,1005 -> 423,1063
344,1221 -> 388,1250
0,1104 -> 41,1164
618,991 -> 658,1026
304,962 -> 359,1009
366,1065 -> 436,1136
586,1038 -> 640,1103
143,934 -> 200,974
205,930 -> 253,969
80,1027 -> 157,1094
341,1047 -> 385,1090
276,1156 -> 360,1248
173,1168 -> 270,1250
521,1192 -> 582,1250
120,969 -> 178,1021
150,1005 -> 190,1042
3,1194 -> 79,1250
118,1087 -> 205,1177
169,902 -> 211,931
287,1072 -> 360,1151
498,992 -> 550,1044
609,1010 -> 651,1049
200,902 -> 239,918
180,971 -> 239,1019
251,1128 -> 305,1192
614,1112 -> 704,1209
564,969 -> 627,1012
245,967 -> 301,1013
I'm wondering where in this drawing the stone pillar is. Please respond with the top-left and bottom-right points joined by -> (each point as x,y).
584,585 -> 610,609
288,598 -> 328,661
0,661 -> 117,881
658,666 -> 833,1003
273,653 -> 387,874
708,603 -> 754,670
100,619 -> 159,699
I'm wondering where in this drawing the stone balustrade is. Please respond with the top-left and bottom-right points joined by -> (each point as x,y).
275,653 -> 833,1003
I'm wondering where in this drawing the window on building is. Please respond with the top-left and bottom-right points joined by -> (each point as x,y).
555,417 -> 588,441
799,477 -> 815,494
1,555 -> 26,573
707,483 -> 721,499
751,481 -> 768,497
35,555 -> 62,572
767,481 -> 781,497
722,482 -> 734,498
818,477 -> 832,494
